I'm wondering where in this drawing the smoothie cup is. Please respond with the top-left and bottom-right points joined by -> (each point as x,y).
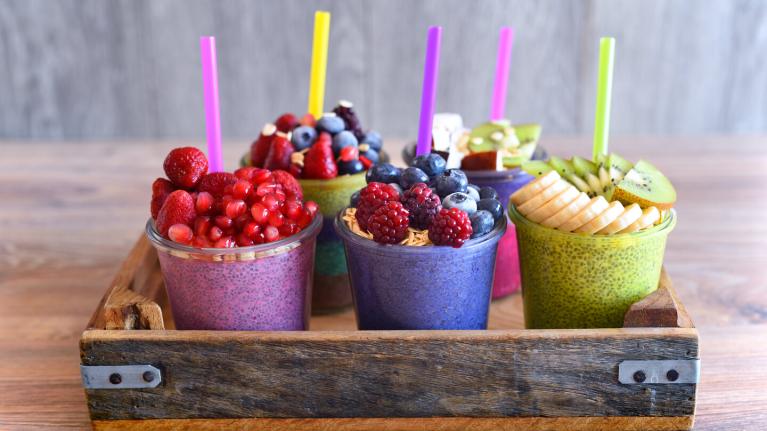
509,205 -> 676,329
145,214 -> 322,330
334,210 -> 506,330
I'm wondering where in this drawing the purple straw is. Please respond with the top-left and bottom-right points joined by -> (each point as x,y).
416,26 -> 442,157
491,27 -> 514,121
200,36 -> 224,172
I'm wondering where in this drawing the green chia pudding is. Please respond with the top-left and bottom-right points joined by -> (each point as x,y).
509,205 -> 676,329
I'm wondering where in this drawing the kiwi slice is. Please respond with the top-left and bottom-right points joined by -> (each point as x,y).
521,161 -> 553,177
513,123 -> 541,144
571,156 -> 597,177
607,153 -> 633,183
612,160 -> 676,210
548,156 -> 575,177
468,121 -> 509,153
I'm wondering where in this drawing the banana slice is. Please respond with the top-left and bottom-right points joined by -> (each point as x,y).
516,179 -> 571,215
540,192 -> 591,228
585,173 -> 602,195
567,174 -> 593,194
575,201 -> 625,234
598,203 -> 642,234
510,170 -> 560,206
557,196 -> 610,232
526,185 -> 580,223
618,206 -> 661,233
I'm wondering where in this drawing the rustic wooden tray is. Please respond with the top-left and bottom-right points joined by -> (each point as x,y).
80,236 -> 699,431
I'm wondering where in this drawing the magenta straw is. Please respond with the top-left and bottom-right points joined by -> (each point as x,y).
491,27 -> 514,121
416,26 -> 443,157
200,36 -> 224,172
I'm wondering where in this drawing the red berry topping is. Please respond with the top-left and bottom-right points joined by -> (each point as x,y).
150,178 -> 175,219
359,155 -> 373,170
250,203 -> 269,224
243,221 -> 261,239
231,180 -> 252,200
168,224 -> 193,245
339,145 -> 359,162
355,182 -> 400,232
155,190 -> 196,238
194,216 -> 211,237
304,200 -> 319,217
197,172 -> 237,198
282,200 -> 303,221
225,199 -> 247,219
250,124 -> 276,167
274,113 -> 299,133
299,113 -> 316,128
163,147 -> 208,189
402,183 -> 442,230
302,133 -> 338,179
261,194 -> 281,212
263,134 -> 294,171
214,215 -> 233,230
214,236 -> 236,248
195,191 -> 214,215
297,209 -> 313,229
208,226 -> 223,242
264,225 -> 280,243
272,170 -> 303,199
367,201 -> 410,244
428,208 -> 473,248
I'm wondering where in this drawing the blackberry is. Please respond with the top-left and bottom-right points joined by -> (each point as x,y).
333,100 -> 365,140
402,183 -> 442,229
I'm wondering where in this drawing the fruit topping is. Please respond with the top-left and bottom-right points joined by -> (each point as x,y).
274,113 -> 299,133
367,201 -> 410,244
477,198 -> 503,220
399,167 -> 429,190
272,170 -> 303,200
316,114 -> 345,135
291,126 -> 317,151
150,178 -> 176,219
470,210 -> 495,238
355,182 -> 401,232
434,169 -> 469,198
365,163 -> 401,184
333,100 -> 365,140
250,124 -> 277,168
156,190 -> 196,237
442,192 -> 477,216
263,134 -> 294,171
163,147 -> 208,189
302,134 -> 338,179
413,153 -> 447,177
197,172 -> 238,198
611,160 -> 676,210
402,183 -> 442,229
428,207 -> 473,248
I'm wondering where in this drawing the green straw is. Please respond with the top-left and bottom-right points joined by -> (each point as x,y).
592,37 -> 615,162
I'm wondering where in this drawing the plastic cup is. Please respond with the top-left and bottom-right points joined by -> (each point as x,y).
145,215 -> 322,330
509,205 -> 676,329
334,210 -> 506,330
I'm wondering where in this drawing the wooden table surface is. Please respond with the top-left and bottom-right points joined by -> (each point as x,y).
1,137 -> 766,430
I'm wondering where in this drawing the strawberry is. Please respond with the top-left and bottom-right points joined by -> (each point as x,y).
303,134 -> 338,179
250,124 -> 276,167
263,135 -> 294,171
274,113 -> 299,133
359,155 -> 373,170
273,170 -> 303,200
150,178 -> 175,219
299,113 -> 316,128
163,147 -> 208,189
196,172 -> 237,198
156,190 -> 196,238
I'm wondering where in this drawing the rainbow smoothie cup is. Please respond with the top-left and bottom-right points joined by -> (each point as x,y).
509,205 -> 676,329
334,211 -> 506,330
145,214 -> 321,330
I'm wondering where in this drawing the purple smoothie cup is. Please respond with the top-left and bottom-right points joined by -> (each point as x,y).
334,210 -> 506,330
145,214 -> 322,331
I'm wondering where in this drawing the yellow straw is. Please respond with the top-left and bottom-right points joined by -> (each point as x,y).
307,11 -> 331,119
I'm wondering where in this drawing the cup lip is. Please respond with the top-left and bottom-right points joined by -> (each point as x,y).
334,207 -> 507,253
145,211 -> 322,258
509,204 -> 677,240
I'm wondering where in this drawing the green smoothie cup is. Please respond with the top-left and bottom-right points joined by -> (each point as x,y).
509,205 -> 676,329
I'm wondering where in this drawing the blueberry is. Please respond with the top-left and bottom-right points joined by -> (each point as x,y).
338,159 -> 365,175
332,130 -> 358,156
360,147 -> 380,164
350,190 -> 361,207
477,198 -> 503,220
470,210 -> 495,238
361,131 -> 383,151
466,185 -> 481,202
388,183 -> 403,198
479,186 -> 498,200
413,153 -> 446,177
290,126 -> 316,151
442,192 -> 477,216
316,115 -> 345,135
435,169 -> 468,198
366,163 -> 401,184
399,167 -> 429,190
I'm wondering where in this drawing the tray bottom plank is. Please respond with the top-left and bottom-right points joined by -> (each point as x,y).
93,416 -> 694,431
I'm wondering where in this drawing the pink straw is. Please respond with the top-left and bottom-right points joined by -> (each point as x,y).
490,27 -> 514,121
416,26 -> 442,157
200,36 -> 224,172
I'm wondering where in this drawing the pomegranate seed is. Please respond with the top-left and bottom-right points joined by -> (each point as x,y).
232,180 -> 252,200
268,210 -> 285,227
225,199 -> 247,219
195,192 -> 214,215
252,169 -> 272,184
192,235 -> 211,248
223,184 -> 234,196
264,225 -> 280,242
194,216 -> 211,237
168,224 -> 193,244
305,201 -> 319,217
245,192 -> 260,206
297,210 -> 313,229
282,200 -> 303,221
214,236 -> 235,248
208,226 -> 223,241
261,194 -> 280,212
234,213 -> 252,230
215,215 -> 233,230
256,181 -> 280,197
250,203 -> 269,224
234,167 -> 257,181
253,232 -> 265,244
235,233 -> 254,247
279,220 -> 298,236
273,189 -> 287,202
243,222 -> 261,239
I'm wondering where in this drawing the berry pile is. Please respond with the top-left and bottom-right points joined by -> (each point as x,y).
151,147 -> 317,248
249,101 -> 383,180
351,153 -> 505,248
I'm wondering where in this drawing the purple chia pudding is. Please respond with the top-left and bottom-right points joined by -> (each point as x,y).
146,214 -> 321,331
334,211 -> 506,330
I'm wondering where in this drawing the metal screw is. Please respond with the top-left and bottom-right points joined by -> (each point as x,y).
633,370 -> 646,383
109,373 -> 122,385
666,369 -> 679,382
142,371 -> 155,383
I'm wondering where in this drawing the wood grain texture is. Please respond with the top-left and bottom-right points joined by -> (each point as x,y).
2,1 -> 767,140
624,269 -> 694,328
1,137 -> 767,430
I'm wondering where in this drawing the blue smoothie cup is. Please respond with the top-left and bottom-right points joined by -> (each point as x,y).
334,210 -> 506,330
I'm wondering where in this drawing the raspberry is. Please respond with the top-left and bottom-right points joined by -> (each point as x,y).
197,172 -> 237,198
163,147 -> 208,189
428,208 -> 473,248
402,183 -> 442,230
355,182 -> 400,232
155,190 -> 196,238
272,170 -> 303,200
150,178 -> 175,219
367,201 -> 410,244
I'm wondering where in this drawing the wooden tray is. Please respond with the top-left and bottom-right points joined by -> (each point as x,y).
80,236 -> 699,431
